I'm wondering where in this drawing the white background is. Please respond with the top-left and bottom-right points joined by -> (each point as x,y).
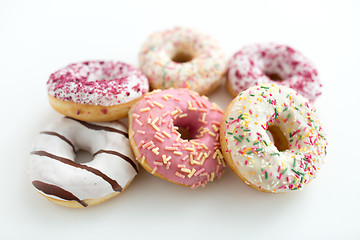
1,0 -> 359,239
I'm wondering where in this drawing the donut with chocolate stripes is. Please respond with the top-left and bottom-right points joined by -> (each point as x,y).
29,117 -> 138,208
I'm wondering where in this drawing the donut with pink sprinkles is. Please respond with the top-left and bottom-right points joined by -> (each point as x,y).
226,43 -> 322,102
47,61 -> 149,121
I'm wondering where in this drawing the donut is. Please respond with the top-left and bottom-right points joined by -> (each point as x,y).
128,88 -> 225,189
47,60 -> 149,121
29,117 -> 138,208
226,43 -> 322,102
139,27 -> 226,95
220,83 -> 327,193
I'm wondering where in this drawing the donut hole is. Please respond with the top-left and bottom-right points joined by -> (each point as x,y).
266,125 -> 289,151
265,72 -> 283,81
75,149 -> 93,164
171,51 -> 194,63
177,126 -> 193,140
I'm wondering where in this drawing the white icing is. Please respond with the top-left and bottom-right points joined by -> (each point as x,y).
223,84 -> 327,192
139,26 -> 226,93
29,117 -> 138,202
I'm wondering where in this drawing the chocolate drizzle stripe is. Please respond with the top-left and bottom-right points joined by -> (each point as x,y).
66,117 -> 128,138
40,131 -> 76,153
93,150 -> 138,173
31,150 -> 123,192
32,180 -> 88,207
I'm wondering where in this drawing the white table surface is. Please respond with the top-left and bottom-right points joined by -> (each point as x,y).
1,0 -> 359,239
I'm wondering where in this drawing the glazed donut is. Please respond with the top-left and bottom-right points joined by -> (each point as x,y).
128,88 -> 225,189
227,43 -> 322,102
47,60 -> 149,121
220,84 -> 327,193
29,117 -> 138,208
139,26 -> 226,95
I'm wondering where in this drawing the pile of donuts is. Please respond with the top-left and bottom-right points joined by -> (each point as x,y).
29,26 -> 328,208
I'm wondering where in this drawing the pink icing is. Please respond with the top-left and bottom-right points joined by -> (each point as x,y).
47,61 -> 149,106
227,43 -> 322,101
131,89 -> 225,188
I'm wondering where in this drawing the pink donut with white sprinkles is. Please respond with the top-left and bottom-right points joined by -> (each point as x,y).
47,61 -> 149,121
128,89 -> 225,189
227,43 -> 322,102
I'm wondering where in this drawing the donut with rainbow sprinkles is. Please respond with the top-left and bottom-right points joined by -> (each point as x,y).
220,83 -> 327,193
139,26 -> 226,95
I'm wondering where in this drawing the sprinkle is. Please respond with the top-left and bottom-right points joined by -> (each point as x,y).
161,111 -> 170,118
151,123 -> 160,131
137,130 -> 145,135
188,168 -> 196,178
132,113 -> 140,119
165,146 -> 178,151
140,107 -> 150,112
210,172 -> 215,181
154,135 -> 164,142
292,169 -> 305,176
181,168 -> 191,173
174,151 -> 183,156
201,143 -> 208,150
142,141 -> 154,149
152,147 -> 160,155
135,119 -> 143,126
153,101 -> 163,108
194,168 -> 205,176
162,130 -> 171,138
175,172 -> 185,178
171,109 -> 179,115
151,167 -> 158,174
146,100 -> 155,108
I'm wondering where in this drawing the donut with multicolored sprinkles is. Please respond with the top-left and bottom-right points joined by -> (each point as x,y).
220,83 -> 327,193
139,27 -> 226,95
128,88 -> 225,188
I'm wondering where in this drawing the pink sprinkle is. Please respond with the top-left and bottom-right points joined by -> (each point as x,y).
194,168 -> 205,176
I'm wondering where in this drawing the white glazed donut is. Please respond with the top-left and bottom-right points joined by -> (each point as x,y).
227,43 -> 322,102
139,26 -> 227,95
220,84 -> 328,193
29,117 -> 138,208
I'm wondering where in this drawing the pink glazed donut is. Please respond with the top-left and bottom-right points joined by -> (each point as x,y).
47,60 -> 149,121
128,89 -> 225,189
226,43 -> 322,102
